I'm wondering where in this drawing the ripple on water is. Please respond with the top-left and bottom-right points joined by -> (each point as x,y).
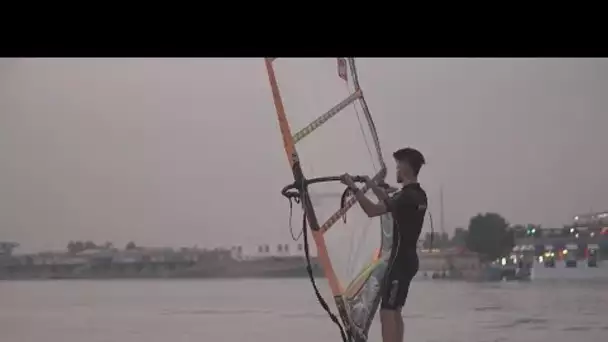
562,326 -> 593,332
474,305 -> 503,312
489,317 -> 549,329
162,308 -> 274,316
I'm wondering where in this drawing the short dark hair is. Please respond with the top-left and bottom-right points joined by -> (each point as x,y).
393,147 -> 425,176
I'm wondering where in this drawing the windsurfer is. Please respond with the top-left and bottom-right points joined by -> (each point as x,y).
340,147 -> 427,342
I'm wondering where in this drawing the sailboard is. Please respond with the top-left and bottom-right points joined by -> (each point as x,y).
265,58 -> 394,342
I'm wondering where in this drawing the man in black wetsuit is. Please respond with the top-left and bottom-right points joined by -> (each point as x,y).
340,147 -> 427,342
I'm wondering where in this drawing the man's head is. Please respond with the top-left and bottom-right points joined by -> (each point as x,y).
392,147 -> 425,183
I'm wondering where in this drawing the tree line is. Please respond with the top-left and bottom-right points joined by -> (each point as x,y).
423,212 -> 517,262
64,212 -> 520,262
66,240 -> 138,254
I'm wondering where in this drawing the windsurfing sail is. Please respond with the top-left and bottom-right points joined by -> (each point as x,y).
265,58 -> 394,342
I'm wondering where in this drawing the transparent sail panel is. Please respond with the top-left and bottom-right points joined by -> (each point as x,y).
272,58 -> 384,303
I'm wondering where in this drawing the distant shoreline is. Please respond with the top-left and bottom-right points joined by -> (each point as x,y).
0,250 -> 325,281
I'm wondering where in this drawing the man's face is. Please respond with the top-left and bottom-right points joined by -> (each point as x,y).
395,160 -> 407,183
395,159 -> 413,183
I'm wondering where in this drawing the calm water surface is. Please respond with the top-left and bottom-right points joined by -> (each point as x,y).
1,278 -> 607,342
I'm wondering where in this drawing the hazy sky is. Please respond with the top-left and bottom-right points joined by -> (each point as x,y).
1,58 -> 607,253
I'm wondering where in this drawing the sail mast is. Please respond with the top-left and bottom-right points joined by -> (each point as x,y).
440,185 -> 445,233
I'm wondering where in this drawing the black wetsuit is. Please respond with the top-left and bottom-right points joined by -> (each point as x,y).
380,182 -> 427,310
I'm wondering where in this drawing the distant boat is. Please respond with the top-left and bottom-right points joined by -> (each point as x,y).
531,260 -> 607,280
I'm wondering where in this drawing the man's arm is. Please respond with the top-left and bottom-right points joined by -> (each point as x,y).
357,187 -> 416,219
341,173 -> 396,218
351,189 -> 388,218
385,185 -> 399,194
368,178 -> 390,202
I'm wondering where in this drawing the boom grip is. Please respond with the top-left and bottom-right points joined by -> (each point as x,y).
281,174 -> 369,199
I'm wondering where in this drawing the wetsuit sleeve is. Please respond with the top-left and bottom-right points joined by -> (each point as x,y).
384,189 -> 418,213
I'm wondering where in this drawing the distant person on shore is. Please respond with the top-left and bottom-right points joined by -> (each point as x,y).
341,147 -> 427,342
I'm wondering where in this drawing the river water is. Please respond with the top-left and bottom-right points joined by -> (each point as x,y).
1,278 -> 607,342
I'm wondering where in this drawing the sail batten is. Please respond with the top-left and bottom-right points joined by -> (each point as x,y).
292,89 -> 362,143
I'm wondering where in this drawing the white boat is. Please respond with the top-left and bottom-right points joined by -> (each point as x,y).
531,244 -> 605,280
531,259 -> 607,280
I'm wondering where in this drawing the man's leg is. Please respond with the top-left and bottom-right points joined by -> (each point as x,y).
380,277 -> 409,342
396,309 -> 404,342
380,308 -> 401,342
